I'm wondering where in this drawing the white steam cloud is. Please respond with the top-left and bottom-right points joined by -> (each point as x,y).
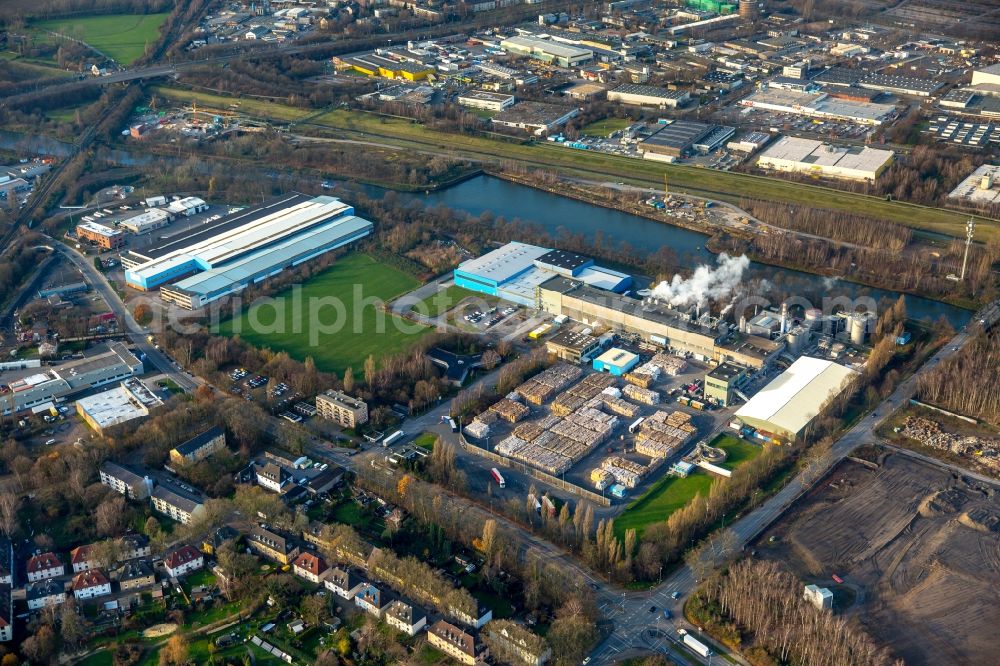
651,253 -> 750,309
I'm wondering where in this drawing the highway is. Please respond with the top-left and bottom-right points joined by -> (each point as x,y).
45,236 -> 200,393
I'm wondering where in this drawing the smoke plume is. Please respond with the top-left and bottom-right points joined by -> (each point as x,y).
651,253 -> 750,309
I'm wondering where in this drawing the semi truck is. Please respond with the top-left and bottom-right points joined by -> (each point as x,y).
678,630 -> 711,658
383,430 -> 406,447
490,468 -> 506,488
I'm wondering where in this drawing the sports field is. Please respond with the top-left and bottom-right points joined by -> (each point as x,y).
35,13 -> 170,64
219,254 -> 430,375
614,470 -> 715,539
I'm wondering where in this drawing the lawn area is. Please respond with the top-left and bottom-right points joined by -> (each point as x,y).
410,284 -> 482,316
45,100 -> 94,123
34,13 -> 170,64
414,431 -> 437,451
333,499 -> 373,529
151,85 -> 314,122
711,434 -> 762,471
77,651 -> 113,666
614,470 -> 715,539
218,254 -> 430,375
580,117 -> 632,136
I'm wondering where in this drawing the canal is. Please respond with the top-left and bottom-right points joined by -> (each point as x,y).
367,175 -> 972,327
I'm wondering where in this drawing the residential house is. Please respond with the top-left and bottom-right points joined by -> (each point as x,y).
26,552 -> 64,582
428,620 -> 488,665
248,525 -> 299,565
256,462 -> 289,494
305,467 -> 343,496
325,567 -> 364,600
26,579 -> 66,610
70,545 -> 97,573
292,551 -> 328,584
201,525 -> 240,555
486,622 -> 551,666
72,569 -> 112,600
115,559 -> 156,591
355,582 -> 392,618
99,461 -> 153,500
0,584 -> 10,642
164,545 -> 204,578
384,599 -> 427,636
151,486 -> 206,525
169,426 -> 226,465
121,533 -> 152,561
452,603 -> 495,630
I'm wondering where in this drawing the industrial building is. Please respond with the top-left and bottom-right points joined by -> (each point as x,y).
75,378 -> 162,435
453,243 -> 630,307
76,221 -> 125,250
336,54 -> 435,81
119,208 -> 172,235
123,194 -> 373,309
970,63 -> 1000,89
756,137 -> 894,182
947,164 -> 1000,206
740,88 -> 895,125
538,277 -> 783,369
491,102 -> 580,136
638,121 -> 735,160
546,329 -> 601,363
858,72 -> 942,97
165,197 -> 208,217
1,343 -> 143,415
456,90 -> 516,112
704,362 -> 745,407
592,348 -> 640,376
500,35 -> 593,67
607,84 -> 690,109
734,356 -> 858,439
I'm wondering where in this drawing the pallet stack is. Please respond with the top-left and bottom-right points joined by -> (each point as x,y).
623,383 -> 660,405
489,398 -> 531,423
515,364 -> 583,405
464,421 -> 491,439
552,373 -> 618,415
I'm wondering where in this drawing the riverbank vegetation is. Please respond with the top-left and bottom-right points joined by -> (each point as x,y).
916,328 -> 1000,426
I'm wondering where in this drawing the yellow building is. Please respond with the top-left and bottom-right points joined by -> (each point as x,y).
337,54 -> 434,81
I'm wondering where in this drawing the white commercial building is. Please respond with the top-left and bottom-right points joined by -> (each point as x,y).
75,378 -> 163,434
120,208 -> 172,234
501,35 -> 593,67
756,136 -> 894,182
740,88 -> 895,125
165,196 -> 208,217
735,356 -> 858,439
607,84 -> 690,108
971,63 -> 1000,88
947,164 -> 1000,206
457,90 -> 516,111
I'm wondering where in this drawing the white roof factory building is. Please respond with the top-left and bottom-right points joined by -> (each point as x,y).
735,356 -> 858,440
756,137 -> 894,182
500,35 -> 593,67
124,194 -> 373,309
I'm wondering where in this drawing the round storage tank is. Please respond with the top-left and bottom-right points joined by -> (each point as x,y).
850,315 -> 866,345
787,326 -> 808,354
804,308 -> 823,329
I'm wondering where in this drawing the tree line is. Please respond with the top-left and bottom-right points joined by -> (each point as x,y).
689,558 -> 901,666
917,328 -> 1000,426
740,199 -> 912,252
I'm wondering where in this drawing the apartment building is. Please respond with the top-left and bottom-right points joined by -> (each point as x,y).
315,390 -> 369,428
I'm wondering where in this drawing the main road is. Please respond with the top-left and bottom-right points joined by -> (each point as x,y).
45,236 -> 200,393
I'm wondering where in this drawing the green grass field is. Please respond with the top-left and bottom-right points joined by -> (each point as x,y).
711,434 -> 762,471
77,651 -> 113,666
34,13 -> 169,64
148,85 -> 995,240
414,432 -> 437,451
219,254 -> 429,375
614,470 -> 715,539
581,117 -> 632,137
410,284 -> 481,315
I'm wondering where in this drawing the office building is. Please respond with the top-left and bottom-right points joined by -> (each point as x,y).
77,222 -> 126,250
119,208 -> 172,234
457,90 -> 516,111
75,378 -> 163,435
546,329 -> 601,363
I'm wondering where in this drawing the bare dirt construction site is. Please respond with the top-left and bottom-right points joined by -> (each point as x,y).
756,451 -> 1000,665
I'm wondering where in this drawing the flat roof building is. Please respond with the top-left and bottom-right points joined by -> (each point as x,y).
593,347 -> 640,376
457,90 -> 516,111
735,356 -> 858,439
756,136 -> 894,182
638,121 -> 734,159
740,88 -> 895,125
546,329 -> 601,363
119,208 -> 172,235
170,426 -> 227,465
946,164 -> 1000,206
608,84 -> 690,109
75,378 -> 162,434
858,72 -> 942,97
492,102 -> 580,136
77,221 -> 125,250
501,35 -> 593,67
704,362 -> 744,407
124,194 -> 372,309
316,390 -> 369,428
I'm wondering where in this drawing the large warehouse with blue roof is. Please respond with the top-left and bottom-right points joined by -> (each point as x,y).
453,243 -> 631,306
123,193 -> 372,309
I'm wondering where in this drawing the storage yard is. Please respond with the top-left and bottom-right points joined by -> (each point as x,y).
757,453 -> 1000,666
465,358 -> 725,497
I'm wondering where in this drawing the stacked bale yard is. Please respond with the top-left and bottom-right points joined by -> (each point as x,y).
635,410 -> 696,459
515,364 -> 583,405
623,383 -> 660,405
552,373 -> 618,415
601,456 -> 648,488
489,398 -> 530,423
